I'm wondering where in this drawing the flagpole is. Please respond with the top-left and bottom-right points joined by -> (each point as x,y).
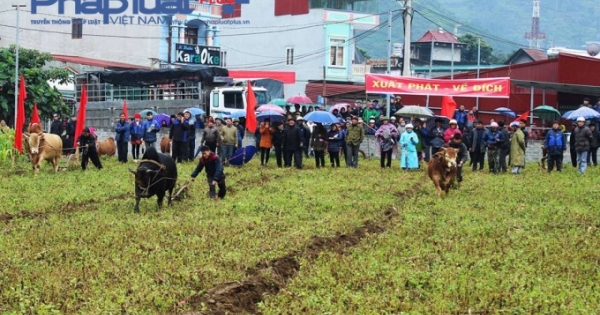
13,4 -> 26,128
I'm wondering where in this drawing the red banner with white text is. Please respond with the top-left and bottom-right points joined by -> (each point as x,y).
365,74 -> 510,98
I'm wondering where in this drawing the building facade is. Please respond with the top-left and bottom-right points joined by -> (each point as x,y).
218,0 -> 379,98
410,28 -> 464,69
0,0 -> 225,68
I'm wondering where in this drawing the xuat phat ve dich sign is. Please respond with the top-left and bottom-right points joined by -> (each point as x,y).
365,74 -> 511,98
176,44 -> 221,66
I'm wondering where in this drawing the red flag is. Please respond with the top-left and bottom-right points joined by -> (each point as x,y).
74,84 -> 88,144
514,111 -> 529,123
440,96 -> 457,119
245,81 -> 257,133
14,75 -> 26,153
31,103 -> 41,124
122,100 -> 129,120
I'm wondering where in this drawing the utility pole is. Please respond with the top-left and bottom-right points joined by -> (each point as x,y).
426,40 -> 434,107
475,37 -> 481,109
322,66 -> 326,106
451,42 -> 454,79
386,10 -> 392,118
12,4 -> 26,128
402,0 -> 412,77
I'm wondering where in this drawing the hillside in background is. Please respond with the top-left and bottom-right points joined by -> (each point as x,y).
359,0 -> 600,60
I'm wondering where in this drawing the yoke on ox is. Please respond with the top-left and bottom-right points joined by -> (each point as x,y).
427,147 -> 458,198
129,146 -> 177,212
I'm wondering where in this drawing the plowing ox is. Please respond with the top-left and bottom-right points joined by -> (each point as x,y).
24,131 -> 63,174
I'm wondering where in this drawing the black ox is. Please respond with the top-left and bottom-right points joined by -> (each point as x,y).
129,146 -> 177,212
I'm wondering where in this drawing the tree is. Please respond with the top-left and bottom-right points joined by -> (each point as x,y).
458,34 -> 502,65
0,45 -> 73,125
356,46 -> 372,60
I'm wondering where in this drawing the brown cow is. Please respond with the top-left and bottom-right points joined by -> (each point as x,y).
24,132 -> 63,174
427,147 -> 458,198
96,137 -> 116,157
160,135 -> 171,154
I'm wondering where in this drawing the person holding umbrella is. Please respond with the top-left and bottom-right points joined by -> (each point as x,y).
259,119 -> 274,166
375,117 -> 399,168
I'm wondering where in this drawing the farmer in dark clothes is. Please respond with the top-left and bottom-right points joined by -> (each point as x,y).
78,127 -> 103,170
283,117 -> 303,169
190,145 -> 226,200
272,123 -> 285,167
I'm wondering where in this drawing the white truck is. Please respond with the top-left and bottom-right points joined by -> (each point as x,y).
208,80 -> 270,118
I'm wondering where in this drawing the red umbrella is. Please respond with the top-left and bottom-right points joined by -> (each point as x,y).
256,104 -> 286,114
286,95 -> 312,105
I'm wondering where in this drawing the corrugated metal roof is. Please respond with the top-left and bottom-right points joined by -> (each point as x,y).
524,49 -> 548,61
52,55 -> 149,70
416,29 -> 461,44
305,81 -> 365,103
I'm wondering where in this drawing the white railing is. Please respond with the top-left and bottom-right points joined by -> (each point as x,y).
351,64 -> 371,76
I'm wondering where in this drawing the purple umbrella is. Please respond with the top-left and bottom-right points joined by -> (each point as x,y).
155,113 -> 171,126
257,104 -> 286,114
329,103 -> 350,113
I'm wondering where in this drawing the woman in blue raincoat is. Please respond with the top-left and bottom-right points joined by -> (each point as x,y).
400,123 -> 420,169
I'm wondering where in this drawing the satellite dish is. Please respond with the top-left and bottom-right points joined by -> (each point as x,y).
587,43 -> 600,56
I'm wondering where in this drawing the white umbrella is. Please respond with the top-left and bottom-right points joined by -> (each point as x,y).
394,106 -> 434,119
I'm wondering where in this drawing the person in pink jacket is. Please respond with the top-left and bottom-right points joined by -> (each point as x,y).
443,119 -> 462,143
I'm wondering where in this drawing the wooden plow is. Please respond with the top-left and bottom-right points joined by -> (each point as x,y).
171,179 -> 193,202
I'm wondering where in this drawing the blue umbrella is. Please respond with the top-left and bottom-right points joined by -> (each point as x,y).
256,111 -> 284,123
139,109 -> 158,117
229,112 -> 246,119
303,111 -> 339,124
566,107 -> 600,120
561,110 -> 574,119
494,107 -> 516,118
229,145 -> 257,166
185,107 -> 205,116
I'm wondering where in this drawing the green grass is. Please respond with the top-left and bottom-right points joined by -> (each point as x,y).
260,165 -> 600,314
1,155 -> 599,314
0,155 -> 417,314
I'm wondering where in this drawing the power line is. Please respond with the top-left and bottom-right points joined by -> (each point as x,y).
412,4 -> 538,52
227,13 -> 399,69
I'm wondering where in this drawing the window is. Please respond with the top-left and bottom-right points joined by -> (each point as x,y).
72,18 -> 83,39
286,47 -> 294,65
223,92 -> 244,109
212,92 -> 219,108
248,91 -> 269,105
329,39 -> 345,66
184,27 -> 198,45
220,51 -> 227,67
